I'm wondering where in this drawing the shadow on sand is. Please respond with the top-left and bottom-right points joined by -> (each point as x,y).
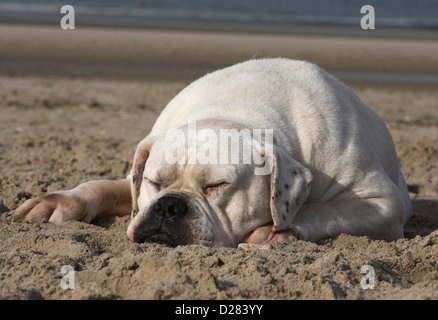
404,198 -> 438,238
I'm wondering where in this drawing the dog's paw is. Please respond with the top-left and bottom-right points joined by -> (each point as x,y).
238,243 -> 271,250
266,230 -> 297,243
14,191 -> 87,225
242,225 -> 297,245
238,229 -> 297,250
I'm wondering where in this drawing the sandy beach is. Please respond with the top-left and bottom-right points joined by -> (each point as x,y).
0,24 -> 438,300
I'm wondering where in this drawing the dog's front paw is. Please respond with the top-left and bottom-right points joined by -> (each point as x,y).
266,230 -> 297,243
14,191 -> 87,225
242,225 -> 297,245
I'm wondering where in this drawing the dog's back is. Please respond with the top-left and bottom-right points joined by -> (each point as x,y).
151,58 -> 411,225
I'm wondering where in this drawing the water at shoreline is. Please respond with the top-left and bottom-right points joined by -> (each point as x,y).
1,0 -> 438,31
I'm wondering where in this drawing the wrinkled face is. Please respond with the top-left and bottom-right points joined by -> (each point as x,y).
126,135 -> 272,248
126,121 -> 312,248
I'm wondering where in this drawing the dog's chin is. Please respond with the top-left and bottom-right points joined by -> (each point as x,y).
143,232 -> 177,247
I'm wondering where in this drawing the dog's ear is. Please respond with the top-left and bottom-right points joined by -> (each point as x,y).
130,136 -> 156,219
268,147 -> 312,232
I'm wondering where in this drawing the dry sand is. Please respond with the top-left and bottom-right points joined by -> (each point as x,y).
0,25 -> 438,300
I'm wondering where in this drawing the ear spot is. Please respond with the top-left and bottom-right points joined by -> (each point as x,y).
269,146 -> 312,232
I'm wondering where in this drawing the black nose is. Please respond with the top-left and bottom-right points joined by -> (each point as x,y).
154,195 -> 188,220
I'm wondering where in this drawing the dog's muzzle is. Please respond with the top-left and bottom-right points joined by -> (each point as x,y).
131,193 -> 195,246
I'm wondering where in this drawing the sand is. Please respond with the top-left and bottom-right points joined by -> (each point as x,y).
1,23 -> 438,81
1,24 -> 438,300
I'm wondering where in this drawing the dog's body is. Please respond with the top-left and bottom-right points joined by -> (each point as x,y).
16,58 -> 412,247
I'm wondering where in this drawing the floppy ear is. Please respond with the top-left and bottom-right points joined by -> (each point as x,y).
269,147 -> 312,232
130,136 -> 156,219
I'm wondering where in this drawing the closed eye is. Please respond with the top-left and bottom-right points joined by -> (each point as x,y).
203,181 -> 230,195
144,178 -> 161,191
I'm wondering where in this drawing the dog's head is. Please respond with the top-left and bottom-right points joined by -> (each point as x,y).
126,121 -> 312,247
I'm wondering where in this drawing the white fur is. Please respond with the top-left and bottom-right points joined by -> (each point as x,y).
134,58 -> 411,242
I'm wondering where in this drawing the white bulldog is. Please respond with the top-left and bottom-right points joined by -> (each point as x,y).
15,58 -> 412,247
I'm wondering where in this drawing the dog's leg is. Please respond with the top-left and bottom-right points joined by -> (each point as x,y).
292,193 -> 406,242
15,179 -> 132,225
